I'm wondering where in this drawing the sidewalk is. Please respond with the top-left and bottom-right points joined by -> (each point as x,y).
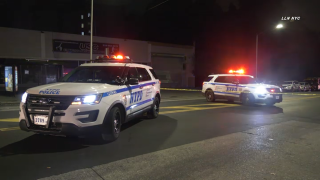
0,93 -> 22,106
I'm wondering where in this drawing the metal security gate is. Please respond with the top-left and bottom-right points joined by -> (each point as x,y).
151,53 -> 186,88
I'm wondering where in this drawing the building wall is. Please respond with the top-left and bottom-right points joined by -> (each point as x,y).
0,27 -> 42,59
44,32 -> 149,62
0,27 -> 195,88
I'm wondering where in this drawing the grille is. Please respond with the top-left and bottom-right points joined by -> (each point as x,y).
266,88 -> 281,93
27,94 -> 76,110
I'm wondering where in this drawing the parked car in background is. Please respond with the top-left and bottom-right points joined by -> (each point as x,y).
304,77 -> 320,91
299,82 -> 311,91
265,80 -> 282,87
282,81 -> 300,92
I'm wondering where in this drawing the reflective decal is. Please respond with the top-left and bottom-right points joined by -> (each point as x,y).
226,87 -> 237,91
39,89 -> 60,95
130,90 -> 143,104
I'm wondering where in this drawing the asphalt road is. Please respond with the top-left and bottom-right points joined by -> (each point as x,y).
1,90 -> 320,180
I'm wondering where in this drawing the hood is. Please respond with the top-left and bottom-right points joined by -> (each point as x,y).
26,83 -> 117,95
243,84 -> 280,88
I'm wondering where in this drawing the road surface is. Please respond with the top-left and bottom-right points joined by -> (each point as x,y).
0,90 -> 320,180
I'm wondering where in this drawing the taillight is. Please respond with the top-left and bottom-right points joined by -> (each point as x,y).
159,81 -> 161,84
203,82 -> 205,85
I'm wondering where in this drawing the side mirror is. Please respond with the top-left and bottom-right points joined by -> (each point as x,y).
128,78 -> 139,85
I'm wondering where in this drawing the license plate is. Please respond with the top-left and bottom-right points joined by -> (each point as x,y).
34,115 -> 48,125
275,96 -> 280,99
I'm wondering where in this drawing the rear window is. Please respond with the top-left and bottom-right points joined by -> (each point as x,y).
204,77 -> 213,82
149,69 -> 159,79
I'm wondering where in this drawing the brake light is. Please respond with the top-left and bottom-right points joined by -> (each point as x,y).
271,89 -> 275,92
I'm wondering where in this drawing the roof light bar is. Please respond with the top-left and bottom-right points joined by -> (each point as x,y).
93,54 -> 132,63
228,69 -> 245,74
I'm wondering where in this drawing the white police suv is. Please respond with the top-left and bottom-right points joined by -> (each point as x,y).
202,70 -> 283,106
19,55 -> 161,141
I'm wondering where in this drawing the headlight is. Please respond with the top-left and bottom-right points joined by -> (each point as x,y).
255,86 -> 268,94
72,94 -> 102,105
21,92 -> 28,103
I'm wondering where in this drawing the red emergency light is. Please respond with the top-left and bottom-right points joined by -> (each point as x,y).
94,54 -> 132,63
228,69 -> 244,74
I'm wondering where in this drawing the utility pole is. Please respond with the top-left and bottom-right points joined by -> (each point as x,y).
90,0 -> 93,62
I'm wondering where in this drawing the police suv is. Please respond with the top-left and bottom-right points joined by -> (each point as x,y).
19,55 -> 161,141
202,70 -> 283,106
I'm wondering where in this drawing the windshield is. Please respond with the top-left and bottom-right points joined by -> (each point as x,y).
235,76 -> 256,84
59,66 -> 125,84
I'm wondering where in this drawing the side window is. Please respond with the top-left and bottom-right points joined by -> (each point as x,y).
215,76 -> 227,83
136,68 -> 152,82
126,67 -> 139,80
215,76 -> 233,83
226,76 -> 235,83
149,69 -> 159,79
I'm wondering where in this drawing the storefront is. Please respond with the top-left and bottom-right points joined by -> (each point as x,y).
0,27 -> 195,93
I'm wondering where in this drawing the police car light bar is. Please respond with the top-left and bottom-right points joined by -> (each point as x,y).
93,55 -> 132,63
229,69 -> 244,74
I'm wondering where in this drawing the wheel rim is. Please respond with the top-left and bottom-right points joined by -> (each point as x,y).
207,93 -> 212,101
114,111 -> 121,134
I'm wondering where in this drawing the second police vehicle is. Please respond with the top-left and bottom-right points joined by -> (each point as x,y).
202,69 -> 283,106
19,55 -> 161,142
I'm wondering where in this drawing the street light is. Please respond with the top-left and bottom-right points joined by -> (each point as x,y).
255,23 -> 284,79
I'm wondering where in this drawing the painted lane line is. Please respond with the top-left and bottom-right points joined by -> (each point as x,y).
0,127 -> 20,131
0,118 -> 19,122
161,98 -> 204,102
160,105 -> 239,115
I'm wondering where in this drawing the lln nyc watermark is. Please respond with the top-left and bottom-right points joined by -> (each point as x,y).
281,16 -> 300,21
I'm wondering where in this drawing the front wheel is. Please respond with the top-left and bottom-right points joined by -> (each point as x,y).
147,97 -> 160,119
101,106 -> 123,142
241,93 -> 255,105
205,90 -> 215,102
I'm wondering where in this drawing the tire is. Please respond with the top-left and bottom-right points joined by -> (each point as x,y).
101,106 -> 123,142
265,101 -> 275,106
241,93 -> 254,105
205,90 -> 215,102
147,97 -> 160,119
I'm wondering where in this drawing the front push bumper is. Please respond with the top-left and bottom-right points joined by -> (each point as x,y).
19,103 -> 104,137
19,120 -> 103,137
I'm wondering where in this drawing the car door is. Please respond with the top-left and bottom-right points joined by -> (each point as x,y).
225,76 -> 239,99
135,67 -> 154,111
125,67 -> 144,114
213,76 -> 228,99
